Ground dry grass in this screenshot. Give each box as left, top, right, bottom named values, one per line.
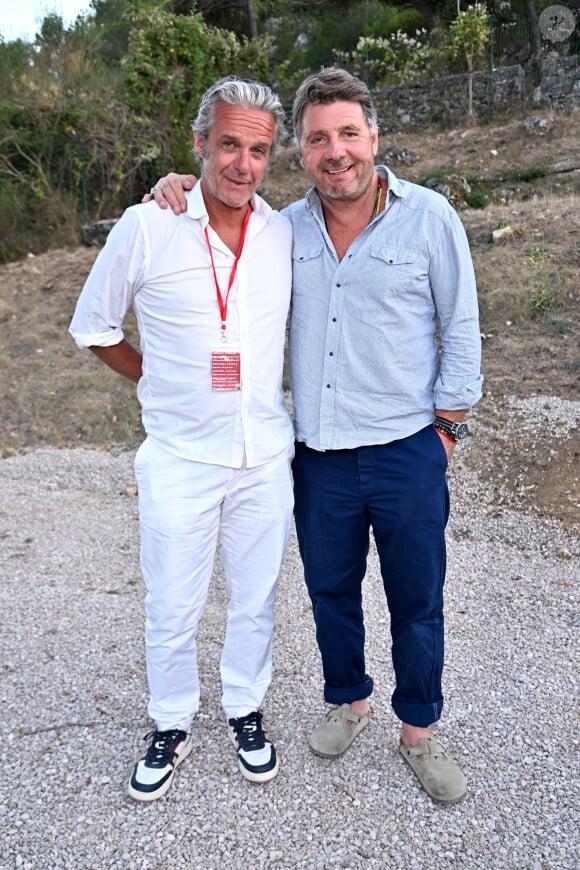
left=468, top=193, right=580, bottom=326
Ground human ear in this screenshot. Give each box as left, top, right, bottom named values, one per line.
left=193, top=133, right=204, bottom=160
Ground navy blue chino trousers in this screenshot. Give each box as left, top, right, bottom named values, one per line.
left=292, top=426, right=450, bottom=728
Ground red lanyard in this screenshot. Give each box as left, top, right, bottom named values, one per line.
left=204, top=205, right=251, bottom=334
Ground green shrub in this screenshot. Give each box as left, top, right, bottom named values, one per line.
left=123, top=9, right=270, bottom=171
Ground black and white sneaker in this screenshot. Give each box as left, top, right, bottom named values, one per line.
left=228, top=711, right=279, bottom=783
left=128, top=729, right=193, bottom=802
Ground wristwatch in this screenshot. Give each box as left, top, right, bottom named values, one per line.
left=433, top=416, right=469, bottom=442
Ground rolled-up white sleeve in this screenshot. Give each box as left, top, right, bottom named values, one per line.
left=69, top=209, right=145, bottom=349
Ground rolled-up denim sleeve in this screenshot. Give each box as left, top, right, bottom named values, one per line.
left=69, top=209, right=145, bottom=349
left=430, top=207, right=483, bottom=410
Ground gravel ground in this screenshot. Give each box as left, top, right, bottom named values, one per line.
left=0, top=400, right=578, bottom=870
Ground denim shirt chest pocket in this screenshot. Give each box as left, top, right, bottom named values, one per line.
left=292, top=243, right=324, bottom=295
left=369, top=245, right=418, bottom=296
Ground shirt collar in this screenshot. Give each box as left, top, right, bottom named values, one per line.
left=185, top=180, right=272, bottom=228
left=380, top=165, right=408, bottom=202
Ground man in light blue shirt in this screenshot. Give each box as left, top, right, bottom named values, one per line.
left=286, top=68, right=482, bottom=805
left=149, top=68, right=483, bottom=804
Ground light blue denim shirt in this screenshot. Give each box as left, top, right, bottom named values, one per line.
left=284, top=166, right=483, bottom=451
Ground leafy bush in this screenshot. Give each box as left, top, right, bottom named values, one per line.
left=0, top=25, right=119, bottom=253
left=269, top=1, right=417, bottom=98
left=123, top=8, right=271, bottom=174
left=334, top=30, right=443, bottom=87
left=0, top=8, right=271, bottom=260
left=333, top=2, right=490, bottom=88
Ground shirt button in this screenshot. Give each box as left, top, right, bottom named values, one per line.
left=326, top=384, right=331, bottom=388
left=332, top=317, right=337, bottom=322
left=336, top=283, right=341, bottom=287
left=329, top=352, right=334, bottom=356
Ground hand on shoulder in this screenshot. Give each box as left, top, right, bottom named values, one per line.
left=141, top=174, right=197, bottom=213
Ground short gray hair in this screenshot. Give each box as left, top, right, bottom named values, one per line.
left=292, top=67, right=378, bottom=143
left=191, top=76, right=287, bottom=159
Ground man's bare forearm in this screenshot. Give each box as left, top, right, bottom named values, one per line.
left=90, top=340, right=142, bottom=384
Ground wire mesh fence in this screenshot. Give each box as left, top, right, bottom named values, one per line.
left=491, top=13, right=580, bottom=67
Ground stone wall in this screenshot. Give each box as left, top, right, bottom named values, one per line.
left=532, top=52, right=580, bottom=110
left=373, top=53, right=580, bottom=132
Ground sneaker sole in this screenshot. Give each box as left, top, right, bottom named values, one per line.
left=228, top=725, right=279, bottom=783
left=127, top=736, right=193, bottom=802
left=237, top=753, right=279, bottom=783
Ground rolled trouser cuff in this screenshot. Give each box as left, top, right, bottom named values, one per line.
left=392, top=694, right=443, bottom=728
left=324, top=674, right=374, bottom=705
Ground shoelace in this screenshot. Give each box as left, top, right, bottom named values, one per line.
left=232, top=712, right=266, bottom=751
left=143, top=729, right=185, bottom=768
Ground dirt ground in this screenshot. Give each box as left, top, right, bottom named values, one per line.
left=0, top=111, right=578, bottom=530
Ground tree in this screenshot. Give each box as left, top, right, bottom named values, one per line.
left=182, top=0, right=264, bottom=38
left=246, top=0, right=258, bottom=38
left=0, top=16, right=128, bottom=254
left=0, top=3, right=272, bottom=259
left=525, top=0, right=541, bottom=56
left=446, top=2, right=490, bottom=122
left=406, top=0, right=448, bottom=31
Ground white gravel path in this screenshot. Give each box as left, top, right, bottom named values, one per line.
left=0, top=408, right=578, bottom=869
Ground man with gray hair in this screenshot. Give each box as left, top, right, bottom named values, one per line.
left=69, top=77, right=294, bottom=800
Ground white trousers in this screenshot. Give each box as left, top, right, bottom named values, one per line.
left=134, top=438, right=294, bottom=731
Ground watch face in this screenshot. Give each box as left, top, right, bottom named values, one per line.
left=456, top=423, right=468, bottom=440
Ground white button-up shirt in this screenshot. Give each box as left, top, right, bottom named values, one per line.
left=70, top=184, right=294, bottom=468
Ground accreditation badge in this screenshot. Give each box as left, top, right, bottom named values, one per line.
left=211, top=342, right=241, bottom=391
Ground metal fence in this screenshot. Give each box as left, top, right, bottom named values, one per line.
left=490, top=13, right=580, bottom=67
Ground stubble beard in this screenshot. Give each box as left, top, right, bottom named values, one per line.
left=317, top=160, right=376, bottom=204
